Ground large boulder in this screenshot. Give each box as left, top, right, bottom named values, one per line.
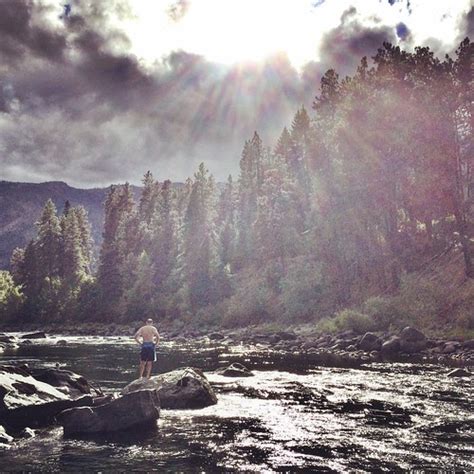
left=121, top=368, right=217, bottom=409
left=463, top=339, right=474, bottom=350
left=358, top=333, right=382, bottom=352
left=217, top=363, right=253, bottom=377
left=381, top=336, right=401, bottom=356
left=57, top=389, right=160, bottom=435
left=399, top=327, right=427, bottom=353
left=29, top=368, right=92, bottom=399
left=0, top=365, right=93, bottom=428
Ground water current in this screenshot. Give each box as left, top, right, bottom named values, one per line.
left=0, top=335, right=472, bottom=472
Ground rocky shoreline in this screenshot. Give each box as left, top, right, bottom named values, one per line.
left=1, top=323, right=473, bottom=368
left=0, top=322, right=474, bottom=367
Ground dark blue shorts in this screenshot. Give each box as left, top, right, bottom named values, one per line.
left=140, top=343, right=156, bottom=362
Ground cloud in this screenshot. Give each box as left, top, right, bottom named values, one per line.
left=0, top=0, right=470, bottom=187
left=0, top=0, right=66, bottom=63
left=464, top=6, right=474, bottom=39
left=167, top=0, right=190, bottom=22
left=319, top=7, right=397, bottom=75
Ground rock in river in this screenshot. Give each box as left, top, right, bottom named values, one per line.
left=122, top=367, right=217, bottom=409
left=447, top=368, right=471, bottom=378
left=57, top=389, right=160, bottom=435
left=358, top=333, right=381, bottom=352
left=0, top=425, right=13, bottom=444
left=0, top=366, right=92, bottom=428
left=381, top=336, right=401, bottom=356
left=399, top=327, right=427, bottom=353
left=20, top=332, right=46, bottom=340
left=217, top=363, right=254, bottom=377
left=29, top=368, right=92, bottom=398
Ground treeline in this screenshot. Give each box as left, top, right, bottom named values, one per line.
left=2, top=39, right=473, bottom=331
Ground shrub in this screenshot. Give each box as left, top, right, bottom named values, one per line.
left=332, top=309, right=376, bottom=334
left=362, top=296, right=405, bottom=331
left=222, top=268, right=274, bottom=327
left=279, top=257, right=332, bottom=323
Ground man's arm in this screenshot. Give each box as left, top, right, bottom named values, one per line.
left=135, top=328, right=142, bottom=344
left=154, top=327, right=160, bottom=345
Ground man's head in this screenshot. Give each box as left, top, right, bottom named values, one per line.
left=146, top=318, right=153, bottom=325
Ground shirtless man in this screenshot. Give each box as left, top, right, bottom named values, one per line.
left=135, top=318, right=160, bottom=379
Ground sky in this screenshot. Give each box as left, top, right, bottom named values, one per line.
left=0, top=0, right=472, bottom=187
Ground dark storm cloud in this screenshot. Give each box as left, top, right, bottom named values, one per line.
left=319, top=7, right=397, bottom=75
left=0, top=0, right=66, bottom=63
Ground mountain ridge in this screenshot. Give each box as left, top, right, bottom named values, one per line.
left=0, top=180, right=142, bottom=269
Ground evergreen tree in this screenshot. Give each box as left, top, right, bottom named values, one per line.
left=183, top=163, right=215, bottom=310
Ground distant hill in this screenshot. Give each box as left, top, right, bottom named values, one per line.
left=0, top=181, right=134, bottom=269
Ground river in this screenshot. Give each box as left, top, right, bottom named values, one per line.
left=0, top=335, right=472, bottom=472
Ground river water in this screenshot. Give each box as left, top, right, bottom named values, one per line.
left=0, top=335, right=472, bottom=472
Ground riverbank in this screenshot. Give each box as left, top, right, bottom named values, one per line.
left=1, top=322, right=473, bottom=368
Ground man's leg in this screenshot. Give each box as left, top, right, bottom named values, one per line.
left=139, top=360, right=146, bottom=378
left=145, top=361, right=153, bottom=379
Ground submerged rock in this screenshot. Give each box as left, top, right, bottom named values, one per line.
left=19, top=427, right=35, bottom=439
left=217, top=363, right=254, bottom=377
left=0, top=335, right=16, bottom=344
left=447, top=368, right=471, bottom=378
left=121, top=367, right=217, bottom=409
left=58, top=389, right=160, bottom=435
left=0, top=365, right=93, bottom=428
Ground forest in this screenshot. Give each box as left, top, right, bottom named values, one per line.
left=1, top=39, right=473, bottom=336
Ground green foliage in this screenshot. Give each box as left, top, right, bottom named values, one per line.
left=362, top=296, right=406, bottom=331
left=0, top=271, right=24, bottom=320
left=333, top=309, right=376, bottom=334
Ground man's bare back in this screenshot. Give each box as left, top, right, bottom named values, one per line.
left=135, top=324, right=159, bottom=343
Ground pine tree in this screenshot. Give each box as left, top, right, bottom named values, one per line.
left=183, top=163, right=215, bottom=310
left=36, top=199, right=62, bottom=283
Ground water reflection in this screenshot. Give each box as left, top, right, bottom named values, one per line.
left=0, top=336, right=472, bottom=472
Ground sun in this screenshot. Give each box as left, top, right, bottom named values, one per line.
left=122, top=0, right=320, bottom=69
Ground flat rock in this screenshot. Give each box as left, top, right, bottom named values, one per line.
left=29, top=368, right=92, bottom=399
left=217, top=363, right=254, bottom=377
left=121, top=367, right=217, bottom=409
left=58, top=389, right=160, bottom=435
